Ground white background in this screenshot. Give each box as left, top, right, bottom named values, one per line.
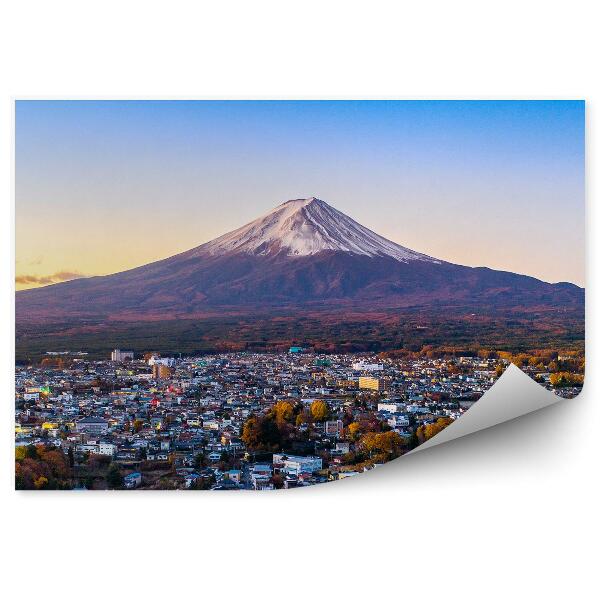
left=0, top=2, right=597, bottom=599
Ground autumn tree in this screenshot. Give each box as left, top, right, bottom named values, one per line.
left=528, top=356, right=544, bottom=368
left=512, top=353, right=530, bottom=368
left=34, top=475, right=49, bottom=489
left=549, top=372, right=584, bottom=387
left=41, top=449, right=71, bottom=479
left=241, top=415, right=282, bottom=451
left=446, top=362, right=461, bottom=375
left=271, top=474, right=285, bottom=490
left=376, top=431, right=405, bottom=455
left=310, top=400, right=330, bottom=422
left=346, top=422, right=361, bottom=441
left=423, top=417, right=453, bottom=441
left=295, top=412, right=307, bottom=427
left=272, top=401, right=294, bottom=424
left=358, top=431, right=405, bottom=460
left=15, top=444, right=72, bottom=490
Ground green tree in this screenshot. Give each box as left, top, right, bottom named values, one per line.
left=106, top=463, right=123, bottom=489
left=194, top=453, right=206, bottom=469
left=26, top=444, right=39, bottom=459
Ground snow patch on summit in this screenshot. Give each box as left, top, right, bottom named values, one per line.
left=193, top=197, right=440, bottom=263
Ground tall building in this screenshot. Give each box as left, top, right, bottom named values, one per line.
left=358, top=376, right=389, bottom=392
left=111, top=349, right=134, bottom=362
left=153, top=363, right=173, bottom=380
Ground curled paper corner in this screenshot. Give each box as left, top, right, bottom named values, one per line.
left=408, top=364, right=564, bottom=454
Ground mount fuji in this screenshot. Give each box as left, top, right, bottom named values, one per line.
left=16, top=197, right=583, bottom=355
left=196, top=197, right=438, bottom=262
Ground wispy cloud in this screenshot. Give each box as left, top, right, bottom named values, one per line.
left=15, top=271, right=87, bottom=286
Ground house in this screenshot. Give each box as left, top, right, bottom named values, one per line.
left=333, top=442, right=350, bottom=455
left=75, top=416, right=109, bottom=434
left=77, top=441, right=116, bottom=456
left=76, top=443, right=99, bottom=454
left=116, top=447, right=140, bottom=461
left=223, top=469, right=241, bottom=484
left=387, top=414, right=410, bottom=428
left=250, top=464, right=273, bottom=490
left=324, top=420, right=344, bottom=437
left=272, top=454, right=322, bottom=476
left=377, top=402, right=406, bottom=413
left=147, top=451, right=169, bottom=461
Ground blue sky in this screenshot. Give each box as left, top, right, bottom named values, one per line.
left=16, top=100, right=585, bottom=288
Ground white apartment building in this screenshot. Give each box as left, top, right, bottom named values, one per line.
left=111, top=349, right=134, bottom=362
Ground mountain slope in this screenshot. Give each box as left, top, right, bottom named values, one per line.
left=16, top=197, right=584, bottom=326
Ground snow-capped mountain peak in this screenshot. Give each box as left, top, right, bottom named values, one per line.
left=194, top=197, right=439, bottom=263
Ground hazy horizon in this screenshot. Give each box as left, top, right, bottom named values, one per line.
left=16, top=100, right=585, bottom=289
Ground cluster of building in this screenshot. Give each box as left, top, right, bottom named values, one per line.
left=15, top=348, right=576, bottom=490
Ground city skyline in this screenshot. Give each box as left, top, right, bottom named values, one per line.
left=16, top=100, right=585, bottom=290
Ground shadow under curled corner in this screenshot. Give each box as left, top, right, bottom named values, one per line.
left=408, top=364, right=565, bottom=455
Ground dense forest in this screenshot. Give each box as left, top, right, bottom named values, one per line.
left=15, top=304, right=584, bottom=363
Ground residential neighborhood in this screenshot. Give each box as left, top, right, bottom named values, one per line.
left=15, top=348, right=581, bottom=490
